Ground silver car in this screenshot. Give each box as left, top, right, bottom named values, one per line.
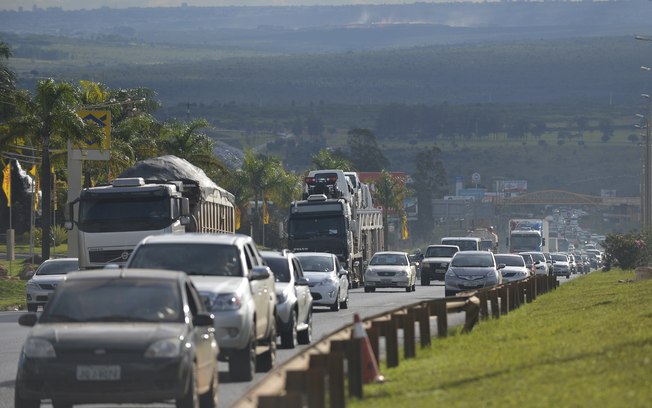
left=261, top=250, right=313, bottom=349
left=295, top=252, right=349, bottom=312
left=551, top=252, right=571, bottom=279
left=494, top=254, right=530, bottom=283
left=25, top=258, right=79, bottom=312
left=444, top=251, right=503, bottom=297
left=364, top=251, right=417, bottom=292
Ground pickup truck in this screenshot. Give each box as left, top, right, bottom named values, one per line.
left=419, top=244, right=459, bottom=285
left=126, top=233, right=277, bottom=382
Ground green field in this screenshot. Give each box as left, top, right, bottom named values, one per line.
left=350, top=270, right=652, bottom=408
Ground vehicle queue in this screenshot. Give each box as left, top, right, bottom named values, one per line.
left=15, top=229, right=603, bottom=408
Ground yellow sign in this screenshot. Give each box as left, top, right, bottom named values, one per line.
left=76, top=110, right=111, bottom=150
left=2, top=162, right=10, bottom=207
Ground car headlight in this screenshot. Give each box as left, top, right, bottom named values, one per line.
left=399, top=269, right=408, bottom=277
left=26, top=281, right=39, bottom=290
left=203, top=292, right=242, bottom=311
left=317, top=277, right=336, bottom=287
left=145, top=337, right=182, bottom=358
left=23, top=338, right=56, bottom=358
left=365, top=268, right=376, bottom=276
left=445, top=269, right=455, bottom=278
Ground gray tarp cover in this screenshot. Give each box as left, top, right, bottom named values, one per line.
left=118, top=155, right=234, bottom=203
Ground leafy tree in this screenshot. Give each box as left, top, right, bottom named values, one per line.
left=6, top=79, right=103, bottom=259
left=372, top=170, right=409, bottom=249
left=0, top=41, right=17, bottom=149
left=311, top=149, right=353, bottom=171
left=347, top=128, right=389, bottom=171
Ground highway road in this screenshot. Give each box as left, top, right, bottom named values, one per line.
left=0, top=275, right=579, bottom=408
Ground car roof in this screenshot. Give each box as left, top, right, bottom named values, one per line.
left=427, top=245, right=459, bottom=249
left=66, top=268, right=186, bottom=282
left=294, top=252, right=335, bottom=257
left=139, top=233, right=253, bottom=246
left=373, top=251, right=407, bottom=256
left=41, top=257, right=78, bottom=263
left=495, top=253, right=523, bottom=258
left=260, top=250, right=292, bottom=260
left=453, top=250, right=493, bottom=256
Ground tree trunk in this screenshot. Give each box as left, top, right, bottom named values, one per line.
left=40, top=134, right=51, bottom=260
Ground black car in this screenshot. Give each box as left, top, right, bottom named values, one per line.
left=15, top=269, right=219, bottom=408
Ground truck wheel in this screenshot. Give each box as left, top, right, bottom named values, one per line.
left=14, top=387, right=39, bottom=408
left=421, top=275, right=430, bottom=286
left=257, top=324, right=276, bottom=372
left=297, top=310, right=312, bottom=345
left=280, top=310, right=297, bottom=349
left=230, top=335, right=256, bottom=382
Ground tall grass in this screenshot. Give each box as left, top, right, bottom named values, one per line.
left=351, top=270, right=652, bottom=408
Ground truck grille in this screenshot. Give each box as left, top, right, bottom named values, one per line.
left=88, top=249, right=133, bottom=264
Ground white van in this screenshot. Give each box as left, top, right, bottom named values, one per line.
left=441, top=236, right=481, bottom=251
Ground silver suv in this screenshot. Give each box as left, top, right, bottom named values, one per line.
left=127, top=233, right=277, bottom=382
left=25, top=258, right=79, bottom=312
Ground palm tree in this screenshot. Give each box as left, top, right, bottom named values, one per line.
left=239, top=149, right=287, bottom=244
left=160, top=119, right=228, bottom=175
left=372, top=170, right=409, bottom=249
left=7, top=79, right=101, bottom=259
left=311, top=148, right=353, bottom=171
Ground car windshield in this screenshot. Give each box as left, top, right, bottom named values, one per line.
left=296, top=255, right=334, bottom=272
left=425, top=247, right=458, bottom=257
left=35, top=260, right=79, bottom=276
left=451, top=254, right=494, bottom=268
left=129, top=243, right=242, bottom=276
left=370, top=254, right=408, bottom=266
left=526, top=252, right=546, bottom=262
left=552, top=254, right=568, bottom=262
left=41, top=278, right=183, bottom=323
left=263, top=257, right=291, bottom=282
left=494, top=255, right=525, bottom=267
left=442, top=239, right=478, bottom=251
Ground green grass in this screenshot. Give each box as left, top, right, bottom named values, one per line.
left=0, top=278, right=26, bottom=310
left=350, top=270, right=652, bottom=408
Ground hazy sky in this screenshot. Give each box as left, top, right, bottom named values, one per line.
left=3, top=0, right=465, bottom=11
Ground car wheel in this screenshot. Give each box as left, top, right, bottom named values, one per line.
left=421, top=275, right=430, bottom=286
left=364, top=286, right=372, bottom=293
left=297, top=310, right=312, bottom=345
left=566, top=274, right=570, bottom=279
left=280, top=310, right=297, bottom=349
left=330, top=291, right=340, bottom=311
left=340, top=296, right=348, bottom=309
left=176, top=363, right=199, bottom=408
left=405, top=286, right=411, bottom=292
left=27, top=304, right=37, bottom=312
left=257, top=324, right=276, bottom=372
left=230, top=334, right=256, bottom=382
left=199, top=365, right=218, bottom=408
left=412, top=283, right=416, bottom=291
left=15, top=388, right=40, bottom=408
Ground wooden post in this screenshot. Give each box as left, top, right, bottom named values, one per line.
left=490, top=289, right=500, bottom=319
left=402, top=311, right=416, bottom=359
left=385, top=317, right=400, bottom=368
left=432, top=300, right=448, bottom=338
left=477, top=290, right=489, bottom=320
left=500, top=285, right=510, bottom=315
left=416, top=305, right=431, bottom=348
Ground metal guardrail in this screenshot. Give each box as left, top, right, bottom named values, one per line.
left=232, top=274, right=558, bottom=408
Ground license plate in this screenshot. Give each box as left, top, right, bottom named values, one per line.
left=76, top=365, right=121, bottom=381
left=381, top=279, right=392, bottom=283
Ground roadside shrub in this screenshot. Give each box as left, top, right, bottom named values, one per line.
left=602, top=232, right=648, bottom=270
left=52, top=225, right=68, bottom=245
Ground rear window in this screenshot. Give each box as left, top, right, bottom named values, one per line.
left=425, top=247, right=458, bottom=258
left=296, top=255, right=335, bottom=272
left=494, top=255, right=525, bottom=267
left=263, top=257, right=291, bottom=282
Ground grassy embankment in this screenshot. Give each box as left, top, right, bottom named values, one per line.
left=350, top=270, right=652, bottom=408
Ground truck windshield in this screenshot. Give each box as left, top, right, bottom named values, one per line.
left=289, top=216, right=345, bottom=239
left=128, top=243, right=243, bottom=277
left=425, top=247, right=458, bottom=258
left=510, top=235, right=541, bottom=250
left=79, top=197, right=171, bottom=232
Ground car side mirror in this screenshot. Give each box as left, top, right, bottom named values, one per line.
left=497, top=264, right=506, bottom=270
left=250, top=265, right=271, bottom=281
left=18, top=313, right=38, bottom=327
left=339, top=269, right=348, bottom=277
left=296, top=277, right=309, bottom=286
left=193, top=312, right=214, bottom=327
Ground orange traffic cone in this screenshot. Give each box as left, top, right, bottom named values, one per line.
left=351, top=313, right=385, bottom=384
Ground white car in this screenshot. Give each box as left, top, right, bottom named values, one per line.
left=261, top=250, right=313, bottom=349
left=25, top=258, right=79, bottom=312
left=519, top=251, right=549, bottom=276
left=126, top=233, right=277, bottom=382
left=295, top=252, right=349, bottom=311
left=494, top=254, right=530, bottom=283
left=364, top=251, right=417, bottom=292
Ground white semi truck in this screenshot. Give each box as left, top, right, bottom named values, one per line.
left=507, top=218, right=550, bottom=253
left=65, top=155, right=235, bottom=269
